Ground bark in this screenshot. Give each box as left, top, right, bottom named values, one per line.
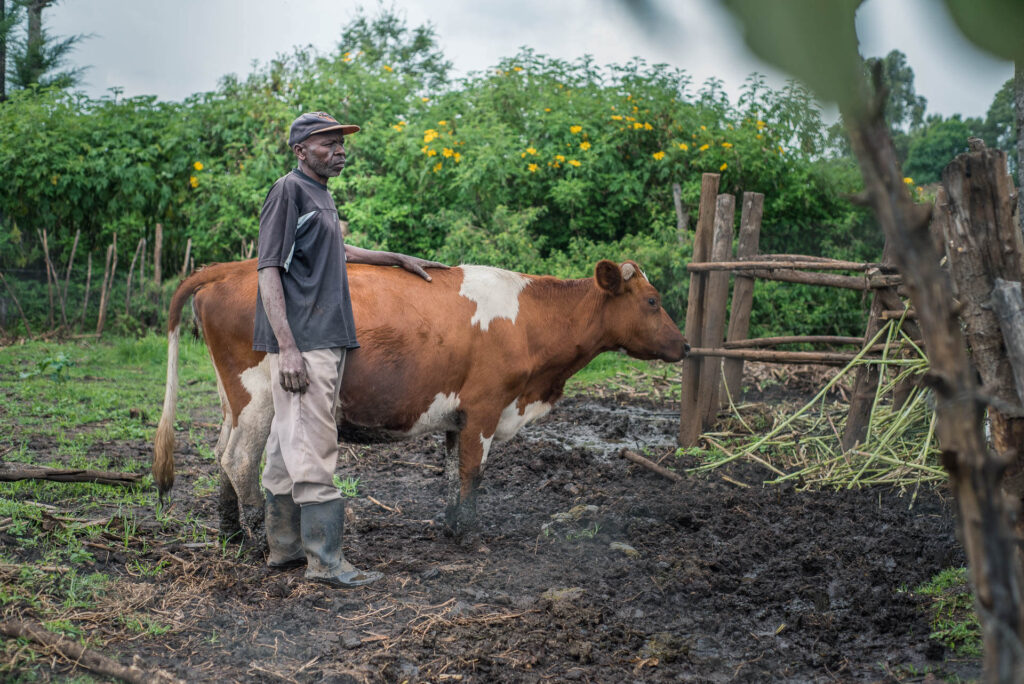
left=689, top=347, right=869, bottom=365
left=697, top=194, right=736, bottom=427
left=737, top=268, right=900, bottom=291
left=1015, top=59, right=1023, bottom=234
left=721, top=192, right=763, bottom=406
left=153, top=223, right=162, bottom=286
left=843, top=90, right=1024, bottom=682
left=688, top=259, right=893, bottom=272
left=620, top=448, right=683, bottom=483
left=939, top=145, right=1024, bottom=492
left=992, top=279, right=1024, bottom=405
left=672, top=182, right=689, bottom=243
left=1, top=0, right=7, bottom=103
left=724, top=335, right=864, bottom=349
left=678, top=173, right=720, bottom=446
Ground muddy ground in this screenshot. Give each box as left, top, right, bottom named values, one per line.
left=4, top=378, right=974, bottom=682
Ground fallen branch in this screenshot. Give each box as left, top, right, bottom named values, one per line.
left=0, top=619, right=184, bottom=684
left=0, top=465, right=142, bottom=487
left=620, top=448, right=683, bottom=482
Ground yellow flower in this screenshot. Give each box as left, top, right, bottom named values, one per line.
left=700, top=125, right=707, bottom=131
left=652, top=151, right=666, bottom=160
left=778, top=146, right=785, bottom=154
left=580, top=141, right=591, bottom=151
left=719, top=163, right=728, bottom=171
left=427, top=148, right=437, bottom=156
left=526, top=147, right=537, bottom=155
left=727, top=124, right=734, bottom=130
left=433, top=161, right=442, bottom=172
left=677, top=142, right=689, bottom=151
left=514, top=66, right=523, bottom=72
left=421, top=145, right=430, bottom=154
left=756, top=120, right=766, bottom=130
left=527, top=163, right=538, bottom=172
left=643, top=122, right=653, bottom=131
left=383, top=65, right=393, bottom=72
left=454, top=152, right=462, bottom=163
left=51, top=175, right=58, bottom=185
left=568, top=159, right=581, bottom=167
left=189, top=176, right=199, bottom=188
left=437, top=120, right=447, bottom=126
left=692, top=133, right=697, bottom=139
left=423, top=129, right=439, bottom=143
left=903, top=176, right=914, bottom=185
left=544, top=107, right=552, bottom=112
left=611, top=114, right=623, bottom=121
left=756, top=133, right=762, bottom=140
left=570, top=125, right=582, bottom=134
left=555, top=154, right=565, bottom=162
left=393, top=124, right=405, bottom=132
left=442, top=147, right=454, bottom=158
left=633, top=122, right=643, bottom=130
left=721, top=142, right=732, bottom=148
left=193, top=161, right=204, bottom=171
left=916, top=186, right=924, bottom=193
left=625, top=116, right=636, bottom=122
left=698, top=144, right=710, bottom=152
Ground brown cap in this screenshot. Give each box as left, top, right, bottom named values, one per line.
left=288, top=112, right=360, bottom=146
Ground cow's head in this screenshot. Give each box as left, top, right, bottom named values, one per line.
left=594, top=259, right=688, bottom=362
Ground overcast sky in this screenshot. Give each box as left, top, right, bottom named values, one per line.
left=47, top=0, right=1012, bottom=120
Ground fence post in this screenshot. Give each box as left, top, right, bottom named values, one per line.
left=153, top=223, right=163, bottom=286
left=721, top=192, right=763, bottom=407
left=697, top=194, right=736, bottom=428
left=678, top=173, right=720, bottom=446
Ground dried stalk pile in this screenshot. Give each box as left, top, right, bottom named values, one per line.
left=691, top=316, right=942, bottom=495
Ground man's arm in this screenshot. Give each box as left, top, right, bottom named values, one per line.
left=258, top=267, right=309, bottom=393
left=344, top=244, right=448, bottom=282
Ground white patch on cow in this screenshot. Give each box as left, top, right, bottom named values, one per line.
left=479, top=433, right=494, bottom=467
left=220, top=356, right=274, bottom=505
left=493, top=398, right=553, bottom=444
left=403, top=392, right=462, bottom=437
left=458, top=265, right=530, bottom=331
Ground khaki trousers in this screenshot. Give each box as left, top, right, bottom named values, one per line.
left=262, top=347, right=346, bottom=505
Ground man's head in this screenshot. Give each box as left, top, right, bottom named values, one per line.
left=288, top=112, right=359, bottom=183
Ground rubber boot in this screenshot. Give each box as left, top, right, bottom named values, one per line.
left=300, top=499, right=383, bottom=588
left=265, top=491, right=305, bottom=569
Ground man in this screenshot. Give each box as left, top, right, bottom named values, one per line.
left=254, top=112, right=445, bottom=588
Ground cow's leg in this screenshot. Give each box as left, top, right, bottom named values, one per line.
left=218, top=464, right=241, bottom=541
left=443, top=422, right=495, bottom=540
left=219, top=360, right=275, bottom=547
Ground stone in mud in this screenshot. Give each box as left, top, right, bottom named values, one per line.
left=609, top=541, right=640, bottom=558
left=541, top=586, right=585, bottom=602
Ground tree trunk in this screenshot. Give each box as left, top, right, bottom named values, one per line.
left=1, top=0, right=7, bottom=103
left=1015, top=59, right=1024, bottom=234
left=844, top=94, right=1024, bottom=683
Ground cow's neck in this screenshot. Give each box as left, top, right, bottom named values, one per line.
left=519, top=277, right=615, bottom=401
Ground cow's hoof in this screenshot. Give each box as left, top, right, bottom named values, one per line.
left=240, top=504, right=268, bottom=553
left=443, top=504, right=477, bottom=544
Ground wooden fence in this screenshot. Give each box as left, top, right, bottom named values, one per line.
left=677, top=172, right=917, bottom=448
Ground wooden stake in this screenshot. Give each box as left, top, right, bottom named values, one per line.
left=61, top=228, right=80, bottom=324
left=138, top=236, right=147, bottom=284
left=0, top=271, right=31, bottom=337
left=124, top=238, right=144, bottom=316
left=722, top=192, right=763, bottom=406
left=672, top=182, right=689, bottom=243
left=992, top=279, right=1024, bottom=405
left=37, top=228, right=56, bottom=327
left=181, top=238, right=192, bottom=278
left=79, top=252, right=92, bottom=329
left=697, top=193, right=736, bottom=429
left=153, top=223, right=163, bottom=286
left=95, top=234, right=116, bottom=337
left=678, top=173, right=720, bottom=446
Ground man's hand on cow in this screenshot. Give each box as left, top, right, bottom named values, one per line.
left=396, top=255, right=449, bottom=282
left=278, top=347, right=309, bottom=393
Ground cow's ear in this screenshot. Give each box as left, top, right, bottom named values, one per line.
left=594, top=260, right=623, bottom=295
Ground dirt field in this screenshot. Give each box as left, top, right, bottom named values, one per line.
left=2, top=371, right=976, bottom=682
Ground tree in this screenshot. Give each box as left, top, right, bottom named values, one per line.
left=5, top=0, right=84, bottom=94
left=902, top=114, right=974, bottom=184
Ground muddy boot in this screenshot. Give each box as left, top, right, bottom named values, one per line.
left=300, top=499, right=382, bottom=588
left=265, top=491, right=305, bottom=569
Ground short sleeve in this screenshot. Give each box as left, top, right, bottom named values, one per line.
left=256, top=180, right=298, bottom=270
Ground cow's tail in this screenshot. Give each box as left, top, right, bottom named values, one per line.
left=152, top=271, right=207, bottom=500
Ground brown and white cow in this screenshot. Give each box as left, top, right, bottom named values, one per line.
left=153, top=258, right=687, bottom=540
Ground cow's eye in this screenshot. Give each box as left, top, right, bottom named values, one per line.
left=647, top=297, right=657, bottom=307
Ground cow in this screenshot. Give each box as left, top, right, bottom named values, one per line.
left=152, top=258, right=687, bottom=542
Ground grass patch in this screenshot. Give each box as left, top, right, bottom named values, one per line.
left=566, top=352, right=679, bottom=401
left=916, top=567, right=982, bottom=658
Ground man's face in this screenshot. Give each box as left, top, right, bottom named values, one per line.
left=296, top=131, right=346, bottom=180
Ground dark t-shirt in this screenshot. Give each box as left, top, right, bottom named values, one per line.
left=253, top=169, right=359, bottom=353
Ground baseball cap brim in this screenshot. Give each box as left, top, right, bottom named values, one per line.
left=308, top=123, right=361, bottom=137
